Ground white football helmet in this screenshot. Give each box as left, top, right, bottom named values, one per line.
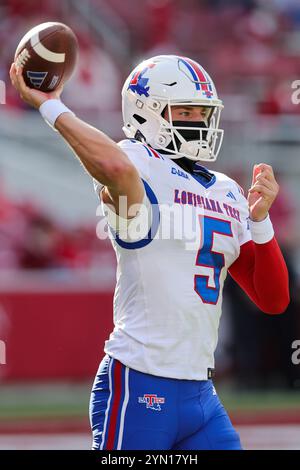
left=122, top=55, right=224, bottom=162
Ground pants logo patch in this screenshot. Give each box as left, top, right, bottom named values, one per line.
left=138, top=394, right=165, bottom=411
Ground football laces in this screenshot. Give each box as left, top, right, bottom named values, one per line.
left=15, top=48, right=31, bottom=67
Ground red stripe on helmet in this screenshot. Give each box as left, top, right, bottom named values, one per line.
left=184, top=58, right=210, bottom=92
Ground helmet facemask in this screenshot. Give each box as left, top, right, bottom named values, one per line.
left=123, top=99, right=224, bottom=162
left=155, top=102, right=223, bottom=162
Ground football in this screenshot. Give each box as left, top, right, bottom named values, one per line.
left=14, top=22, right=78, bottom=92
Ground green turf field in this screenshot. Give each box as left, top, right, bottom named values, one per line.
left=0, top=382, right=299, bottom=422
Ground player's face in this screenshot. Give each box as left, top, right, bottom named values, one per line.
left=164, top=105, right=212, bottom=123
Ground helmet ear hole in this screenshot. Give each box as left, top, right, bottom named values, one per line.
left=133, top=114, right=147, bottom=125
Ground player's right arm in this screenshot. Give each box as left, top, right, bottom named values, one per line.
left=54, top=113, right=144, bottom=215
left=9, top=63, right=144, bottom=216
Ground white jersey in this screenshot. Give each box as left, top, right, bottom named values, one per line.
left=94, top=139, right=251, bottom=380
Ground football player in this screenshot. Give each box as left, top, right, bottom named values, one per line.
left=10, top=55, right=289, bottom=450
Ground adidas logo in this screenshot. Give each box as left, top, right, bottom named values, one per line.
left=26, top=71, right=48, bottom=88
left=226, top=191, right=236, bottom=201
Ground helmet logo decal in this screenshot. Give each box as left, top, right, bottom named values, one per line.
left=128, top=63, right=156, bottom=97
left=178, top=57, right=213, bottom=99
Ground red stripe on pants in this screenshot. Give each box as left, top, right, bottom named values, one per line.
left=106, top=360, right=123, bottom=449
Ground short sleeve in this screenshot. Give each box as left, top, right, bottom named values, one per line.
left=235, top=183, right=252, bottom=246
left=117, top=139, right=150, bottom=181
left=92, top=139, right=157, bottom=243
left=93, top=178, right=104, bottom=199
left=101, top=190, right=153, bottom=243
left=93, top=139, right=150, bottom=200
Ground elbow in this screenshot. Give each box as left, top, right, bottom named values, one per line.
left=102, top=160, right=131, bottom=179
left=97, top=158, right=135, bottom=186
left=260, top=293, right=290, bottom=315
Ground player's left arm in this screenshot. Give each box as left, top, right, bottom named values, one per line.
left=228, top=163, right=290, bottom=314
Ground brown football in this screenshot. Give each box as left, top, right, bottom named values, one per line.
left=14, top=22, right=78, bottom=92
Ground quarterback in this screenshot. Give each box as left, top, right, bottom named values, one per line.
left=10, top=55, right=289, bottom=450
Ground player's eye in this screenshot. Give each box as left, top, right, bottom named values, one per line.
left=201, top=108, right=211, bottom=118
left=179, top=111, right=191, bottom=117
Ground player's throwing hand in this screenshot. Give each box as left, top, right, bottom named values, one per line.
left=9, top=63, right=63, bottom=109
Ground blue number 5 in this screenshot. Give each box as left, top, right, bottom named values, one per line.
left=194, top=216, right=233, bottom=305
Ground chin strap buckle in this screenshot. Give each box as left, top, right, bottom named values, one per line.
left=134, top=129, right=147, bottom=143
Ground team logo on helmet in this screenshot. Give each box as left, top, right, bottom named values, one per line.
left=128, top=63, right=156, bottom=97
left=178, top=57, right=213, bottom=99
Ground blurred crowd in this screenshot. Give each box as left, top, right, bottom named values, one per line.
left=107, top=0, right=300, bottom=115
left=1, top=0, right=300, bottom=116
left=0, top=0, right=121, bottom=114
left=0, top=181, right=112, bottom=270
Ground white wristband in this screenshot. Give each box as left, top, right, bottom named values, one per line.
left=249, top=214, right=274, bottom=244
left=39, top=99, right=74, bottom=130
